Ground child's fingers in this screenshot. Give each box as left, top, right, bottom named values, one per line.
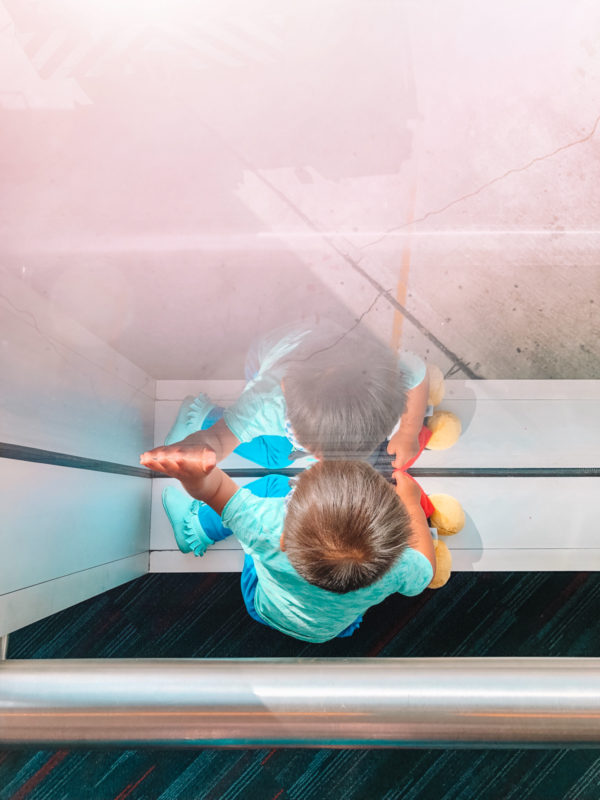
left=140, top=444, right=216, bottom=479
left=140, top=445, right=167, bottom=459
left=140, top=446, right=183, bottom=475
left=140, top=453, right=171, bottom=474
left=140, top=446, right=181, bottom=473
left=393, top=469, right=423, bottom=505
left=392, top=469, right=412, bottom=489
left=140, top=450, right=161, bottom=468
left=393, top=469, right=417, bottom=485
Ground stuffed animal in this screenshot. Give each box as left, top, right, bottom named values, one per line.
left=393, top=363, right=463, bottom=588
left=425, top=364, right=462, bottom=450
left=426, top=410, right=462, bottom=450
left=423, top=365, right=465, bottom=587
left=428, top=493, right=465, bottom=536
left=429, top=539, right=453, bottom=589
left=427, top=494, right=466, bottom=588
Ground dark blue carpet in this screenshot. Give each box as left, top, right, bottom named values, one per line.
left=1, top=572, right=600, bottom=799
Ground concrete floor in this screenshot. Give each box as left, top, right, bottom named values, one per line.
left=1, top=0, right=599, bottom=379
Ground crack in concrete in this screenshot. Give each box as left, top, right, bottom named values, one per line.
left=198, top=119, right=483, bottom=378
left=283, top=287, right=392, bottom=366
left=217, top=152, right=482, bottom=377
left=323, top=240, right=483, bottom=379
left=360, top=111, right=600, bottom=251
left=445, top=361, right=474, bottom=379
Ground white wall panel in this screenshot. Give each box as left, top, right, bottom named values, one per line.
left=418, top=476, right=600, bottom=571
left=0, top=554, right=148, bottom=637
left=0, top=460, right=151, bottom=596
left=0, top=269, right=155, bottom=466
left=419, top=380, right=600, bottom=469
left=149, top=550, right=244, bottom=574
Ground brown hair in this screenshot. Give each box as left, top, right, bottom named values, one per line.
left=283, top=460, right=411, bottom=593
left=282, top=329, right=407, bottom=459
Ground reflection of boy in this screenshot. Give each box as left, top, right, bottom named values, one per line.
left=144, top=453, right=435, bottom=643
left=154, top=322, right=430, bottom=469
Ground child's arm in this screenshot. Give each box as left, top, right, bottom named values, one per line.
left=181, top=418, right=241, bottom=463
left=140, top=443, right=239, bottom=514
left=143, top=417, right=242, bottom=468
left=387, top=372, right=430, bottom=469
left=393, top=471, right=436, bottom=570
left=151, top=368, right=285, bottom=464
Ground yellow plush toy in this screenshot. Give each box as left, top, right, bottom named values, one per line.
left=414, top=364, right=465, bottom=588
left=429, top=540, right=453, bottom=589
left=426, top=410, right=462, bottom=450
left=424, top=364, right=462, bottom=450
left=428, top=493, right=466, bottom=536
left=427, top=494, right=466, bottom=589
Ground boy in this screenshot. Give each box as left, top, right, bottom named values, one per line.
left=140, top=445, right=435, bottom=643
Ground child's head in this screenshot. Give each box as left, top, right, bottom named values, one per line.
left=282, top=460, right=411, bottom=593
left=282, top=329, right=406, bottom=459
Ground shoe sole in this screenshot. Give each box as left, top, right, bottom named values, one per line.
left=161, top=487, right=192, bottom=553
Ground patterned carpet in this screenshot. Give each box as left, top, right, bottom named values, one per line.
left=1, top=571, right=600, bottom=799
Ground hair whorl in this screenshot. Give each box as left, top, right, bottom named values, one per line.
left=283, top=460, right=411, bottom=593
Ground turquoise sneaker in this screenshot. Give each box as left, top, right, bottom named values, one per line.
left=162, top=486, right=215, bottom=556
left=164, top=393, right=215, bottom=445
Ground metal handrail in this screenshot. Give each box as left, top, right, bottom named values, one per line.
left=1, top=658, right=599, bottom=747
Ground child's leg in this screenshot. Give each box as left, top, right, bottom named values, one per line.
left=196, top=474, right=291, bottom=544
left=240, top=554, right=275, bottom=627
left=166, top=392, right=294, bottom=469
left=164, top=395, right=223, bottom=446
left=195, top=502, right=233, bottom=543
left=336, top=616, right=363, bottom=638
left=163, top=473, right=292, bottom=558
left=234, top=436, right=294, bottom=470
left=243, top=474, right=292, bottom=498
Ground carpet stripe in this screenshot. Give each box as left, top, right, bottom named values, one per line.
left=9, top=751, right=68, bottom=800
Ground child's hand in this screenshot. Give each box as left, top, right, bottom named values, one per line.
left=392, top=469, right=422, bottom=506
left=387, top=431, right=421, bottom=469
left=140, top=443, right=218, bottom=503
left=140, top=443, right=216, bottom=478
left=141, top=444, right=237, bottom=512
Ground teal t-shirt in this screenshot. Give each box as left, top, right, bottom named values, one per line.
left=223, top=325, right=427, bottom=445
left=222, top=488, right=434, bottom=643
